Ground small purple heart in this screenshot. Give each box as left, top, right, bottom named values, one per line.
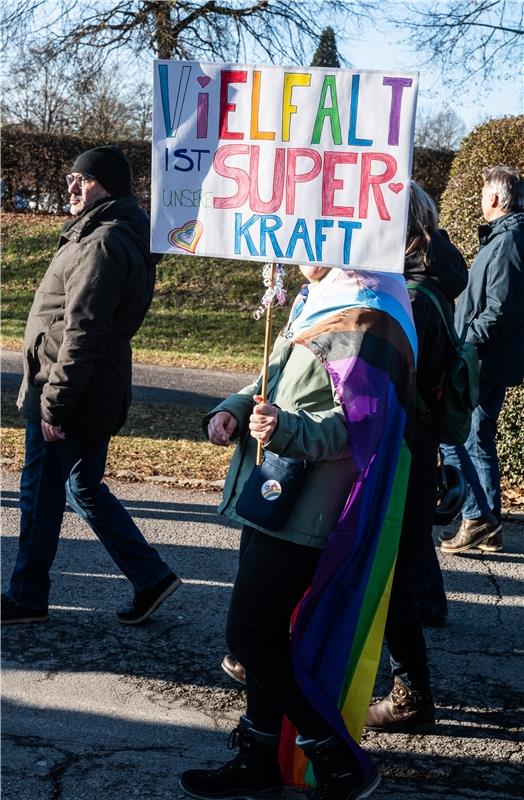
left=198, top=75, right=211, bottom=88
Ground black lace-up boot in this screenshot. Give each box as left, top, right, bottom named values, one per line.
left=179, top=716, right=283, bottom=800
left=297, top=734, right=380, bottom=800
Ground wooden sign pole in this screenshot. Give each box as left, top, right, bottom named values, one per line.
left=256, top=263, right=276, bottom=465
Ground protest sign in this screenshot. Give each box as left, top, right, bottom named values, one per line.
left=151, top=61, right=418, bottom=272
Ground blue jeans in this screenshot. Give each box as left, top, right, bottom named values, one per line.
left=7, top=422, right=174, bottom=610
left=442, top=382, right=506, bottom=520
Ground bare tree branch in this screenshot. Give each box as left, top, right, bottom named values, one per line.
left=1, top=0, right=374, bottom=65
left=391, top=0, right=523, bottom=85
left=415, top=108, right=466, bottom=150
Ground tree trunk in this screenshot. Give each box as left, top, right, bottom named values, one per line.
left=151, top=1, right=175, bottom=59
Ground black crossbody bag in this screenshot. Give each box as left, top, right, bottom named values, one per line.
left=236, top=450, right=310, bottom=531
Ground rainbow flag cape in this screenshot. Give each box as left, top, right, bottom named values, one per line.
left=279, top=269, right=417, bottom=785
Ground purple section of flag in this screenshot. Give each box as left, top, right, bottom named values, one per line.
left=291, top=354, right=408, bottom=777
left=328, top=355, right=390, bottom=472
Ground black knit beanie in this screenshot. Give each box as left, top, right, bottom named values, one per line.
left=70, top=145, right=132, bottom=198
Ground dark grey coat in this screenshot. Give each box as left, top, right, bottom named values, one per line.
left=18, top=196, right=158, bottom=437
left=455, top=212, right=524, bottom=387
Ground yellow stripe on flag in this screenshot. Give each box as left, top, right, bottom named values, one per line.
left=340, top=561, right=396, bottom=742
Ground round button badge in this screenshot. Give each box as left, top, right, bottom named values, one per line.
left=261, top=480, right=282, bottom=501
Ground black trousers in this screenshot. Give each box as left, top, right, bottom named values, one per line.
left=226, top=526, right=334, bottom=740
left=385, top=421, right=444, bottom=690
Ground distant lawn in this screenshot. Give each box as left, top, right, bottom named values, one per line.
left=2, top=219, right=523, bottom=508
left=1, top=213, right=303, bottom=371
left=0, top=212, right=299, bottom=487
left=1, top=386, right=232, bottom=485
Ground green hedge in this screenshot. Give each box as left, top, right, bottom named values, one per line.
left=498, top=386, right=524, bottom=488
left=1, top=130, right=152, bottom=212
left=1, top=129, right=454, bottom=213
left=440, top=115, right=524, bottom=263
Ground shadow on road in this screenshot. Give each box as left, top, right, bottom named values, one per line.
left=3, top=694, right=523, bottom=800
left=1, top=490, right=231, bottom=526
left=2, top=487, right=523, bottom=800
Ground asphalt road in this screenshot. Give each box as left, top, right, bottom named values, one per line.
left=1, top=348, right=523, bottom=799
left=1, top=350, right=256, bottom=410
left=1, top=468, right=523, bottom=800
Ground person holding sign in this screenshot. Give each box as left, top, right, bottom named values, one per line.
left=179, top=266, right=417, bottom=800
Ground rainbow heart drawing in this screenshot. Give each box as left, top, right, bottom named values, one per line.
left=168, top=220, right=203, bottom=253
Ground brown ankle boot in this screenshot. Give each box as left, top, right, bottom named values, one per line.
left=439, top=513, right=501, bottom=553
left=365, top=677, right=435, bottom=732
left=221, top=654, right=247, bottom=685
left=478, top=530, right=503, bottom=552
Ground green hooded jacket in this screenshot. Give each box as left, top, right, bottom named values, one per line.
left=205, top=333, right=354, bottom=548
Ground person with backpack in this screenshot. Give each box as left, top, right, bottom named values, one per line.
left=365, top=182, right=469, bottom=732
left=440, top=166, right=524, bottom=555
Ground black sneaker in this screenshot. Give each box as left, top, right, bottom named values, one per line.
left=1, top=593, right=48, bottom=624
left=116, top=574, right=182, bottom=625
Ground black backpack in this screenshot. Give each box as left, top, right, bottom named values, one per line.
left=407, top=282, right=480, bottom=445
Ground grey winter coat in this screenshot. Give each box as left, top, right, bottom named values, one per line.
left=17, top=196, right=158, bottom=437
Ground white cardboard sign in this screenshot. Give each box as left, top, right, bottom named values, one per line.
left=151, top=61, right=418, bottom=271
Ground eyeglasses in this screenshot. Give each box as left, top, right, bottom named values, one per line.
left=65, top=173, right=93, bottom=188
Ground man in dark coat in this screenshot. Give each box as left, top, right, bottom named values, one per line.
left=2, top=146, right=181, bottom=625
left=441, top=166, right=524, bottom=554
